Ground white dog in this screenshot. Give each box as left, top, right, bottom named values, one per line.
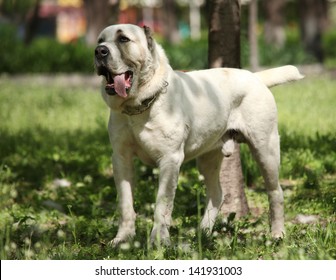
left=94, top=24, right=303, bottom=245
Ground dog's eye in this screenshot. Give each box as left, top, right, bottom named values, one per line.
left=118, top=35, right=130, bottom=43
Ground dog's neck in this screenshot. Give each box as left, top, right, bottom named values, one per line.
left=122, top=90, right=160, bottom=116
left=121, top=43, right=170, bottom=116
left=122, top=80, right=168, bottom=116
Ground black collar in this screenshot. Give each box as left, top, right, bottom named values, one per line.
left=122, top=81, right=168, bottom=116
left=122, top=92, right=160, bottom=116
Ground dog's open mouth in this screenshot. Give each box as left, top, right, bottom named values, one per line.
left=99, top=68, right=133, bottom=98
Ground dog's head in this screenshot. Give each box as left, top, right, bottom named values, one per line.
left=94, top=24, right=159, bottom=99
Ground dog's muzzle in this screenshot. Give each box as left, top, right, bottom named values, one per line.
left=94, top=45, right=133, bottom=98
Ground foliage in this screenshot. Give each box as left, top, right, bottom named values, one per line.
left=3, top=24, right=336, bottom=74
left=160, top=35, right=208, bottom=70
left=257, top=28, right=317, bottom=66
left=0, top=75, right=335, bottom=260
left=159, top=27, right=319, bottom=70
left=323, top=29, right=336, bottom=68
left=0, top=0, right=37, bottom=18
left=0, top=25, right=94, bottom=74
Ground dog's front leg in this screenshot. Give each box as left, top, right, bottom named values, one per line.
left=151, top=152, right=184, bottom=245
left=111, top=153, right=136, bottom=246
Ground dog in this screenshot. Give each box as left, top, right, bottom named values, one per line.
left=94, top=24, right=304, bottom=246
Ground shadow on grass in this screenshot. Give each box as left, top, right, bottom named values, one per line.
left=242, top=129, right=336, bottom=178
left=2, top=125, right=335, bottom=217
left=240, top=128, right=336, bottom=215
left=1, top=124, right=335, bottom=259
left=0, top=126, right=115, bottom=215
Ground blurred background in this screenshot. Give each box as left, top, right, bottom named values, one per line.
left=0, top=0, right=335, bottom=73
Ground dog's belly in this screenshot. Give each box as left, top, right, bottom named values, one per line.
left=134, top=134, right=224, bottom=166
left=183, top=128, right=225, bottom=161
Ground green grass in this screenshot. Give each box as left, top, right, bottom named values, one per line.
left=0, top=75, right=335, bottom=260
left=274, top=77, right=336, bottom=136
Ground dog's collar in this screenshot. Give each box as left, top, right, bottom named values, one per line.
left=122, top=93, right=159, bottom=116
left=122, top=81, right=168, bottom=116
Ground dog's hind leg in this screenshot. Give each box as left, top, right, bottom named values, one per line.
left=247, top=126, right=285, bottom=238
left=197, top=149, right=224, bottom=233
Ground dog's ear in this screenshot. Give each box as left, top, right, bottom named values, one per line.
left=143, top=26, right=155, bottom=52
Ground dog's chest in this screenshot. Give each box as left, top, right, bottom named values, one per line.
left=127, top=115, right=187, bottom=161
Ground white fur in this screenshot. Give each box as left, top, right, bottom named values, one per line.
left=94, top=24, right=304, bottom=245
left=255, top=65, right=304, bottom=88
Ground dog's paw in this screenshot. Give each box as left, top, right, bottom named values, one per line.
left=150, top=225, right=171, bottom=246
left=109, top=237, right=125, bottom=247
left=109, top=231, right=135, bottom=248
left=109, top=236, right=135, bottom=248
left=271, top=230, right=285, bottom=240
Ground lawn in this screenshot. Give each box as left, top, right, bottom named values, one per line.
left=0, top=74, right=335, bottom=260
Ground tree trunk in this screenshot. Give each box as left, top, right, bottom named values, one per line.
left=249, top=0, right=259, bottom=71
left=24, top=0, right=41, bottom=44
left=298, top=0, right=328, bottom=63
left=263, top=0, right=286, bottom=48
left=220, top=142, right=249, bottom=217
left=189, top=0, right=202, bottom=40
left=83, top=0, right=119, bottom=46
left=208, top=0, right=249, bottom=219
left=208, top=0, right=240, bottom=68
left=162, top=0, right=180, bottom=44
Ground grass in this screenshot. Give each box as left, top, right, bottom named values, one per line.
left=274, top=77, right=336, bottom=136
left=0, top=75, right=335, bottom=260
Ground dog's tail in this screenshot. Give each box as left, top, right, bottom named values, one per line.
left=254, top=65, right=304, bottom=88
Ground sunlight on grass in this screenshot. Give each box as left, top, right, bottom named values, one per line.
left=273, top=76, right=336, bottom=136
left=0, top=75, right=335, bottom=260
left=0, top=77, right=108, bottom=133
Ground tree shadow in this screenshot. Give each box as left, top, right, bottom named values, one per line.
left=0, top=126, right=116, bottom=216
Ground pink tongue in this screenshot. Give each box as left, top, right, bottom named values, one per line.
left=114, top=73, right=127, bottom=98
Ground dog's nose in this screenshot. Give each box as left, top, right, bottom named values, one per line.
left=95, top=45, right=109, bottom=59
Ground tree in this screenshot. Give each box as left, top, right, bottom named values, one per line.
left=0, top=0, right=41, bottom=44
left=189, top=0, right=204, bottom=40
left=208, top=0, right=249, bottom=219
left=298, top=0, right=328, bottom=63
left=83, top=0, right=119, bottom=46
left=263, top=0, right=286, bottom=48
left=208, top=0, right=240, bottom=68
left=162, top=0, right=180, bottom=44
left=249, top=0, right=259, bottom=71
left=24, top=0, right=41, bottom=44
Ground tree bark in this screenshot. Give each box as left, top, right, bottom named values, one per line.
left=190, top=0, right=202, bottom=40
left=208, top=0, right=240, bottom=68
left=208, top=0, right=249, bottom=218
left=162, top=0, right=180, bottom=44
left=249, top=0, right=259, bottom=71
left=263, top=0, right=286, bottom=48
left=298, top=0, right=328, bottom=63
left=83, top=0, right=119, bottom=46
left=220, top=142, right=249, bottom=217
left=24, top=0, right=41, bottom=44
